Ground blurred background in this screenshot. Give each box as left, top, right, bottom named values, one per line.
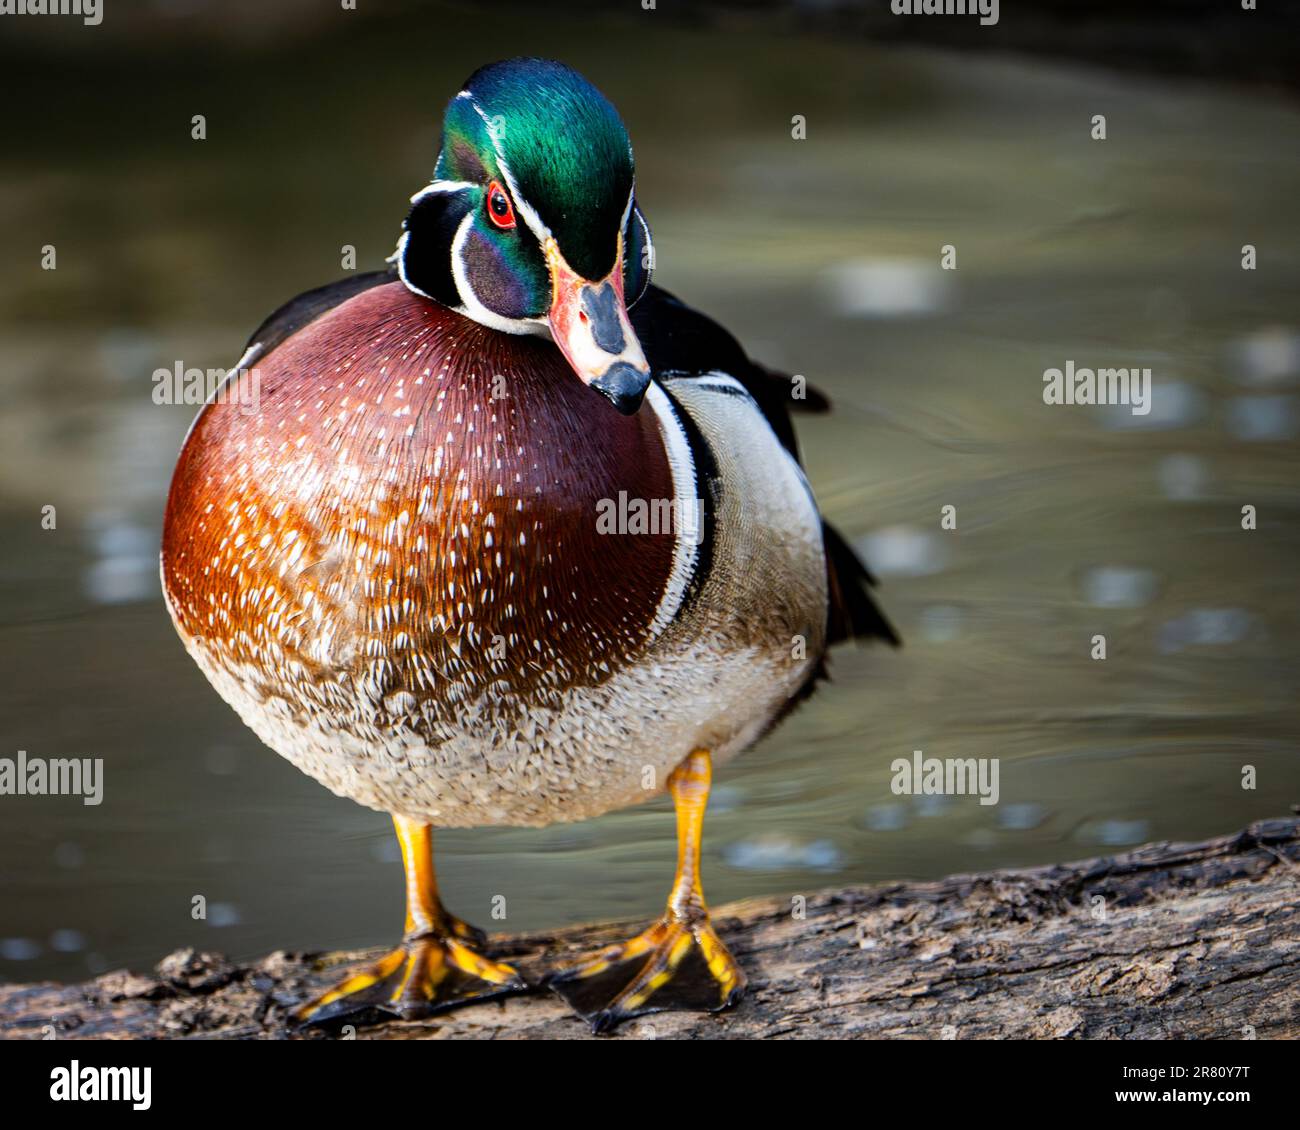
left=1, top=0, right=1298, bottom=983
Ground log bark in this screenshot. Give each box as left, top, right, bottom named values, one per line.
left=2, top=817, right=1296, bottom=1040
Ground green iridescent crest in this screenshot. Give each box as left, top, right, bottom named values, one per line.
left=397, top=59, right=653, bottom=331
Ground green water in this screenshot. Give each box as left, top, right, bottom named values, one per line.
left=1, top=9, right=1298, bottom=982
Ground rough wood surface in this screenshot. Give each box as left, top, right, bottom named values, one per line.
left=2, top=817, right=1296, bottom=1040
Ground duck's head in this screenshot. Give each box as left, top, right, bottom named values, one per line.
left=396, top=58, right=654, bottom=415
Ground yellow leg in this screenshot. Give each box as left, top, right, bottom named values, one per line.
left=296, top=816, right=526, bottom=1026
left=549, top=750, right=747, bottom=1033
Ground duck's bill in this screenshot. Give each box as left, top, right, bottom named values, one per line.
left=545, top=237, right=651, bottom=415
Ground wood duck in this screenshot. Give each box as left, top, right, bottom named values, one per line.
left=161, top=58, right=896, bottom=1035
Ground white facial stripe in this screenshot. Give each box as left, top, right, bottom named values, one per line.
left=448, top=210, right=548, bottom=337
left=464, top=98, right=554, bottom=250
left=619, top=183, right=635, bottom=234
left=393, top=181, right=476, bottom=269
left=644, top=382, right=701, bottom=639
left=409, top=179, right=476, bottom=205
left=634, top=206, right=654, bottom=284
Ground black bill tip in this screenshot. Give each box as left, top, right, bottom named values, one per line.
left=591, top=361, right=651, bottom=415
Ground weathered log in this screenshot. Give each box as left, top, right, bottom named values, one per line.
left=2, top=817, right=1296, bottom=1040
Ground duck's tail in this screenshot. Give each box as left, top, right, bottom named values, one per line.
left=823, top=520, right=900, bottom=648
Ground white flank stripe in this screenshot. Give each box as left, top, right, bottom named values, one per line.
left=644, top=381, right=700, bottom=638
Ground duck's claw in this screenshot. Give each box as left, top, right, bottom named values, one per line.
left=295, top=931, right=527, bottom=1029
left=548, top=913, right=746, bottom=1034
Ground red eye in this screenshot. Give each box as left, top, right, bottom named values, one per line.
left=486, top=180, right=515, bottom=230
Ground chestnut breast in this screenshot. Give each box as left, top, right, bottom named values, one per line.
left=162, top=283, right=677, bottom=726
